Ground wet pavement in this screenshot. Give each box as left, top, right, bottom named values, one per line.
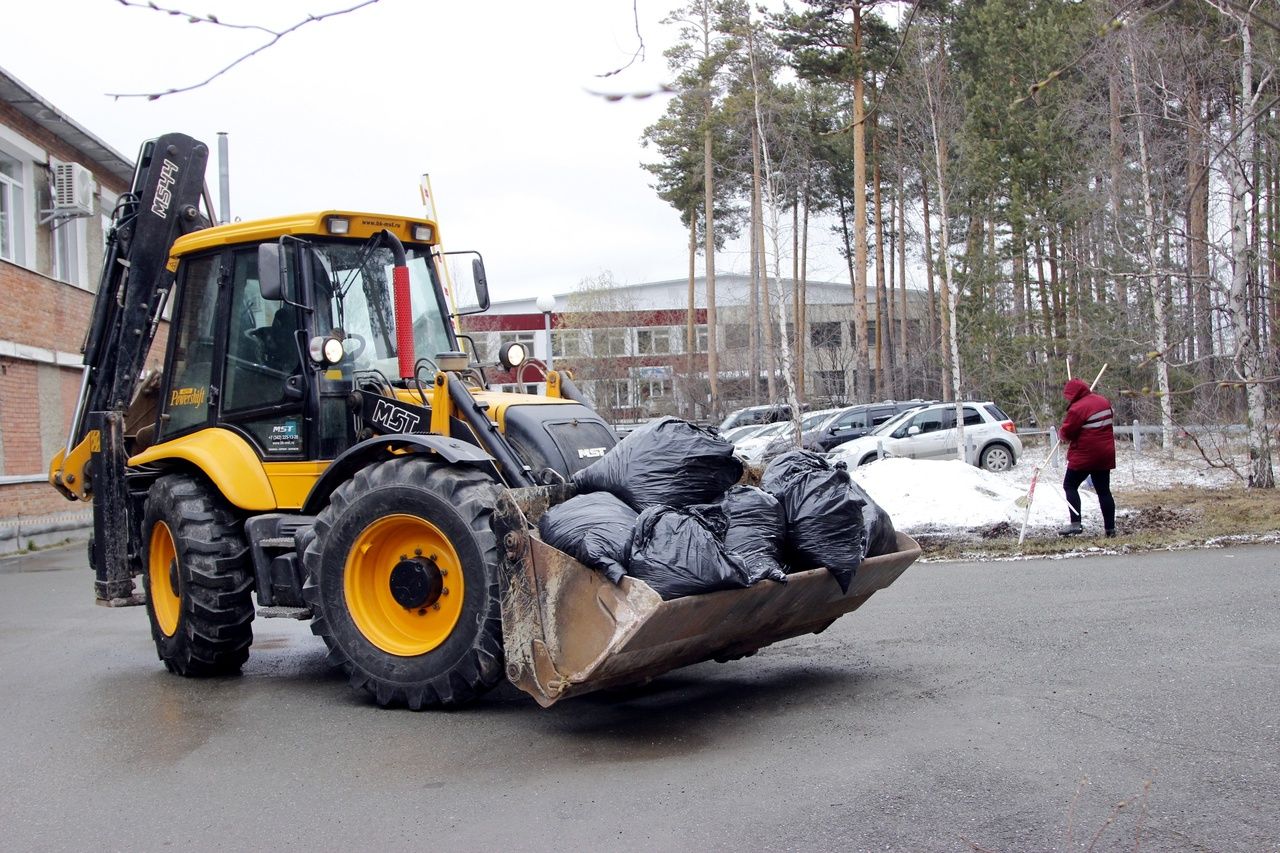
left=0, top=543, right=1276, bottom=851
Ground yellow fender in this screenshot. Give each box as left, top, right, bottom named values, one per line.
left=128, top=428, right=277, bottom=511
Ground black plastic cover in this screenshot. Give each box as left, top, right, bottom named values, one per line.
left=849, top=480, right=897, bottom=558
left=761, top=450, right=865, bottom=593
left=625, top=505, right=753, bottom=600
left=572, top=417, right=743, bottom=511
left=718, top=485, right=789, bottom=584
left=537, top=492, right=637, bottom=583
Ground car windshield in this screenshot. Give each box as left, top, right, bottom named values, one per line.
left=802, top=409, right=836, bottom=429
left=304, top=239, right=454, bottom=379
left=751, top=421, right=790, bottom=440
left=871, top=407, right=924, bottom=437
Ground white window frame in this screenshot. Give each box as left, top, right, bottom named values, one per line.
left=0, top=125, right=43, bottom=269
left=52, top=214, right=89, bottom=288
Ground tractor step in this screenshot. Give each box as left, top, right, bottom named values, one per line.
left=257, top=537, right=296, bottom=549
left=257, top=606, right=312, bottom=620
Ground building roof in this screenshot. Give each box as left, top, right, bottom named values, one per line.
left=0, top=65, right=134, bottom=186
left=488, top=273, right=868, bottom=315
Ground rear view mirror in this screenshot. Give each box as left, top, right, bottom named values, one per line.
left=471, top=258, right=490, bottom=311
left=258, top=243, right=284, bottom=301
left=908, top=425, right=921, bottom=436
left=440, top=250, right=491, bottom=315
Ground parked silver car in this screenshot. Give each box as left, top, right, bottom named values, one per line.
left=828, top=401, right=1022, bottom=471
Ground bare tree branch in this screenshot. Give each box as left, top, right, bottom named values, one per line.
left=107, top=0, right=383, bottom=100
left=595, top=0, right=646, bottom=78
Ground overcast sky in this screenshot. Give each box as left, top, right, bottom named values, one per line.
left=6, top=0, right=855, bottom=302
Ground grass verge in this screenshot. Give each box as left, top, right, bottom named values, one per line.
left=916, top=484, right=1280, bottom=560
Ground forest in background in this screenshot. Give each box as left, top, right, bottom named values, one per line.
left=637, top=0, right=1279, bottom=487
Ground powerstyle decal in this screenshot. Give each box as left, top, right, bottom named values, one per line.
left=169, top=386, right=207, bottom=407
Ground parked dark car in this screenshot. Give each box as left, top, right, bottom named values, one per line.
left=802, top=399, right=937, bottom=452
left=719, top=404, right=799, bottom=432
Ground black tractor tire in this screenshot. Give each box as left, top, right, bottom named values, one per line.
left=141, top=474, right=255, bottom=676
left=302, top=456, right=505, bottom=709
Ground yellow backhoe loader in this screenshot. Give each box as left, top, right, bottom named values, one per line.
left=49, top=133, right=920, bottom=708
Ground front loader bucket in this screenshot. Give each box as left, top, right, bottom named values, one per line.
left=493, top=487, right=922, bottom=708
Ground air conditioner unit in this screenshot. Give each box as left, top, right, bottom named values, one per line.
left=53, top=162, right=95, bottom=216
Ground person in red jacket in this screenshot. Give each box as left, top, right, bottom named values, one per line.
left=1058, top=377, right=1117, bottom=537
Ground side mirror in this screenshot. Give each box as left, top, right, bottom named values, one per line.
left=258, top=243, right=285, bottom=301
left=471, top=258, right=490, bottom=312
left=908, top=425, right=921, bottom=436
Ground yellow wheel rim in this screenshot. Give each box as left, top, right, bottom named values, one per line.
left=148, top=521, right=181, bottom=637
left=344, top=514, right=465, bottom=657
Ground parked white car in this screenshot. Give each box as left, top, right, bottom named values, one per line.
left=828, top=401, right=1022, bottom=472
left=734, top=420, right=794, bottom=464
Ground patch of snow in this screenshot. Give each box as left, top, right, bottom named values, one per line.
left=850, top=443, right=1243, bottom=535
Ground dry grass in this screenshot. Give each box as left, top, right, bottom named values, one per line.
left=917, top=484, right=1280, bottom=561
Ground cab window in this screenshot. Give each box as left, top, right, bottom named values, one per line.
left=159, top=255, right=220, bottom=438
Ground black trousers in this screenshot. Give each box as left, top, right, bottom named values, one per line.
left=1063, top=468, right=1116, bottom=530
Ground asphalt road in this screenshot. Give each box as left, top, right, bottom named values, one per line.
left=0, top=543, right=1276, bottom=852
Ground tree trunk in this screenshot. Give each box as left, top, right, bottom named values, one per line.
left=896, top=129, right=909, bottom=398
left=1221, top=14, right=1275, bottom=487
left=749, top=123, right=762, bottom=405
left=852, top=3, right=871, bottom=401
left=755, top=123, right=777, bottom=402
left=873, top=129, right=889, bottom=398
left=1187, top=72, right=1212, bottom=377
left=686, top=201, right=697, bottom=418
left=1109, top=74, right=1129, bottom=325
left=703, top=107, right=720, bottom=417
left=921, top=171, right=940, bottom=398
left=1127, top=35, right=1175, bottom=450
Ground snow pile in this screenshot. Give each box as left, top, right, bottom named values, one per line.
left=851, top=458, right=1056, bottom=533
left=848, top=443, right=1240, bottom=534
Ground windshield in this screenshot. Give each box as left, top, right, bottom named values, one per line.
left=802, top=410, right=835, bottom=429
left=751, top=421, right=790, bottom=440
left=304, top=240, right=454, bottom=379
left=871, top=407, right=923, bottom=437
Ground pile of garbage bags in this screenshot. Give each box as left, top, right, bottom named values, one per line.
left=538, top=417, right=898, bottom=600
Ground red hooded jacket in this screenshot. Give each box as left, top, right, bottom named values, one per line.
left=1059, top=378, right=1115, bottom=470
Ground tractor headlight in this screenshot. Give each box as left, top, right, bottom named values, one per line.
left=325, top=216, right=350, bottom=235
left=309, top=335, right=345, bottom=366
left=411, top=223, right=434, bottom=242
left=498, top=341, right=527, bottom=370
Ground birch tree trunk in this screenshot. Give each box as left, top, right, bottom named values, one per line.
left=1214, top=5, right=1275, bottom=487
left=1126, top=36, right=1175, bottom=449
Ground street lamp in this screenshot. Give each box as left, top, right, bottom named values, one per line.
left=535, top=293, right=556, bottom=372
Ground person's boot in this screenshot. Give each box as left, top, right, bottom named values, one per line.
left=1105, top=528, right=1117, bottom=538
left=1058, top=522, right=1084, bottom=537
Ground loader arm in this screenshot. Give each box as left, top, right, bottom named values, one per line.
left=49, top=133, right=212, bottom=603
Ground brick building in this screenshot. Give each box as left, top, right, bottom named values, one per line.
left=1, top=66, right=137, bottom=544
left=463, top=274, right=929, bottom=423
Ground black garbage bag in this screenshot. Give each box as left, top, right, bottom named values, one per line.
left=760, top=448, right=829, bottom=494
left=718, top=485, right=788, bottom=584
left=625, top=505, right=753, bottom=600
left=761, top=450, right=865, bottom=593
left=572, top=417, right=743, bottom=511
left=848, top=480, right=897, bottom=558
left=537, top=492, right=637, bottom=584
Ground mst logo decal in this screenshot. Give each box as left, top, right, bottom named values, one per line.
left=577, top=447, right=607, bottom=459
left=370, top=398, right=423, bottom=434
left=151, top=159, right=180, bottom=219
